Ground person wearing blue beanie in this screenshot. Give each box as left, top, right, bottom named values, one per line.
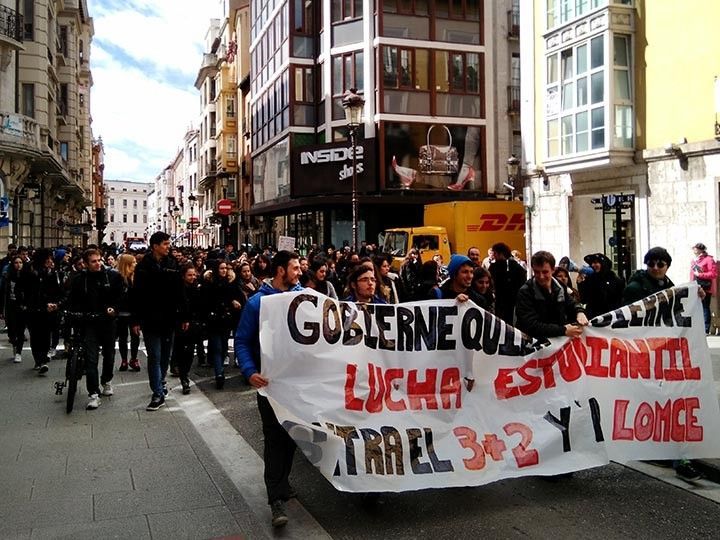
left=446, top=254, right=472, bottom=279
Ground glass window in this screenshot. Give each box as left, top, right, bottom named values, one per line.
left=614, top=70, right=630, bottom=100
left=576, top=111, right=589, bottom=151
left=615, top=105, right=632, bottom=147
left=547, top=118, right=560, bottom=157
left=547, top=55, right=559, bottom=85
left=591, top=107, right=604, bottom=149
left=561, top=115, right=574, bottom=154
left=590, top=35, right=604, bottom=69
left=590, top=71, right=603, bottom=103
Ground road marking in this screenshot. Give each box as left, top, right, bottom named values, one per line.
left=169, top=385, right=332, bottom=539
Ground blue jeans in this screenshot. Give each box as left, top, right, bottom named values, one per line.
left=208, top=328, right=229, bottom=378
left=143, top=329, right=174, bottom=398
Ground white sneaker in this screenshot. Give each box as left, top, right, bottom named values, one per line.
left=86, top=394, right=101, bottom=410
left=48, top=349, right=55, bottom=360
left=13, top=353, right=21, bottom=363
left=223, top=357, right=230, bottom=367
left=101, top=383, right=114, bottom=396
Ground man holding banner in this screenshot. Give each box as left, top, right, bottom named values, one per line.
left=235, top=250, right=303, bottom=528
left=622, top=246, right=704, bottom=481
left=514, top=250, right=589, bottom=340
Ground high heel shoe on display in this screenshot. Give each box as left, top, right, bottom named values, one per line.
left=447, top=165, right=475, bottom=191
left=392, top=156, right=417, bottom=189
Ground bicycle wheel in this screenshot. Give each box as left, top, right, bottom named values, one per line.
left=66, top=350, right=78, bottom=414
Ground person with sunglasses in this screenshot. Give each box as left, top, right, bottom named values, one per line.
left=621, top=246, right=704, bottom=481
left=621, top=247, right=674, bottom=305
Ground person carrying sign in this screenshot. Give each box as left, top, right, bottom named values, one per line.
left=514, top=250, right=589, bottom=341
left=234, top=250, right=303, bottom=529
left=622, top=246, right=704, bottom=481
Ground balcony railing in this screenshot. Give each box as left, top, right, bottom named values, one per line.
left=0, top=111, right=42, bottom=152
left=507, top=8, right=520, bottom=39
left=507, top=85, right=520, bottom=114
left=0, top=5, right=23, bottom=43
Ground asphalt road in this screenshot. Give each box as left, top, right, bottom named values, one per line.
left=195, top=352, right=720, bottom=540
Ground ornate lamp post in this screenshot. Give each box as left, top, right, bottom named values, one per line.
left=505, top=154, right=520, bottom=199
left=172, top=205, right=181, bottom=242
left=188, top=193, right=197, bottom=248
left=342, top=88, right=365, bottom=253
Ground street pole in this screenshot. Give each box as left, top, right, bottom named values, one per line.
left=342, top=88, right=365, bottom=253
left=351, top=126, right=358, bottom=253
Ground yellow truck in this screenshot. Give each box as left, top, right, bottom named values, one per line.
left=382, top=201, right=526, bottom=271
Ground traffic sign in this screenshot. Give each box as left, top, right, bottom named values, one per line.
left=188, top=217, right=200, bottom=230
left=217, top=199, right=232, bottom=216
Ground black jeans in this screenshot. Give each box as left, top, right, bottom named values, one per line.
left=27, top=312, right=52, bottom=366
left=116, top=316, right=140, bottom=362
left=5, top=303, right=26, bottom=354
left=702, top=292, right=712, bottom=334
left=173, top=326, right=200, bottom=380
left=257, top=394, right=296, bottom=504
left=83, top=320, right=117, bottom=395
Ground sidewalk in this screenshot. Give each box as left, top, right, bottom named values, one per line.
left=0, top=344, right=266, bottom=540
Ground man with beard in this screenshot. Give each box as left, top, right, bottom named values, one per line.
left=235, top=250, right=303, bottom=528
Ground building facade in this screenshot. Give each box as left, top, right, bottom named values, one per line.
left=247, top=0, right=521, bottom=250
left=0, top=0, right=97, bottom=250
left=521, top=0, right=720, bottom=290
left=104, top=179, right=152, bottom=246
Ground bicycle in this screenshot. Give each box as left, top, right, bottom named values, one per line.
left=54, top=312, right=102, bottom=413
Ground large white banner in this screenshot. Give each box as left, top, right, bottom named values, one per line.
left=258, top=284, right=720, bottom=492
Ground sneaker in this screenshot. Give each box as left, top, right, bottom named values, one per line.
left=675, top=460, right=702, bottom=481
left=129, top=359, right=141, bottom=372
left=270, top=500, right=288, bottom=528
left=48, top=350, right=55, bottom=360
left=38, top=364, right=49, bottom=375
left=101, top=382, right=114, bottom=396
left=13, top=353, right=22, bottom=363
left=223, top=357, right=230, bottom=367
left=181, top=378, right=191, bottom=395
left=32, top=364, right=41, bottom=371
left=215, top=374, right=225, bottom=390
left=146, top=396, right=166, bottom=411
left=162, top=380, right=169, bottom=396
left=119, top=360, right=129, bottom=372
left=86, top=394, right=101, bottom=410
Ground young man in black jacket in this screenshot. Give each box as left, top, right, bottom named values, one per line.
left=67, top=249, right=124, bottom=409
left=514, top=250, right=588, bottom=341
left=130, top=232, right=187, bottom=411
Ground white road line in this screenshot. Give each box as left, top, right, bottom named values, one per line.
left=169, top=386, right=333, bottom=539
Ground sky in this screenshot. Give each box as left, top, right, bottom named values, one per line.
left=87, top=0, right=223, bottom=183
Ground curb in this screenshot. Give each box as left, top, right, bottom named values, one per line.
left=694, top=459, right=720, bottom=484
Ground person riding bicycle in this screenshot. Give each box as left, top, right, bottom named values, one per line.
left=67, top=248, right=124, bottom=410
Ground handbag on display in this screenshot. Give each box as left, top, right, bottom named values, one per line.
left=418, top=125, right=459, bottom=175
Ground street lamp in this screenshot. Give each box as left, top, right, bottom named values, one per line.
left=505, top=154, right=520, bottom=198
left=172, top=205, right=181, bottom=242
left=342, top=87, right=365, bottom=252
left=188, top=193, right=197, bottom=248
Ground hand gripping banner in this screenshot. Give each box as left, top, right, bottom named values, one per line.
left=258, top=285, right=720, bottom=492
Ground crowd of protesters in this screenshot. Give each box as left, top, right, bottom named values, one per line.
left=0, top=235, right=717, bottom=525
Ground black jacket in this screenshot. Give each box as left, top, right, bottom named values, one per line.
left=622, top=270, right=673, bottom=305
left=489, top=258, right=527, bottom=323
left=514, top=278, right=585, bottom=339
left=67, top=268, right=124, bottom=317
left=17, top=266, right=64, bottom=313
left=204, top=275, right=245, bottom=330
left=439, top=279, right=489, bottom=310
left=130, top=254, right=185, bottom=331
left=579, top=260, right=625, bottom=318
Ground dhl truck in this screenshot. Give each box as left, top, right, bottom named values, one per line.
left=381, top=201, right=526, bottom=271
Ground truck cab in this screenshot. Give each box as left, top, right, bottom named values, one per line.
left=382, top=226, right=450, bottom=272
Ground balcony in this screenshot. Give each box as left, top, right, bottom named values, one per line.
left=0, top=111, right=42, bottom=156
left=0, top=4, right=23, bottom=47
left=507, top=8, right=520, bottom=39
left=507, top=85, right=520, bottom=114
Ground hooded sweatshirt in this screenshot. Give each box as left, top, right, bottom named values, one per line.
left=235, top=280, right=303, bottom=379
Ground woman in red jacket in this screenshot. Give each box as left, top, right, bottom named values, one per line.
left=690, top=242, right=717, bottom=334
